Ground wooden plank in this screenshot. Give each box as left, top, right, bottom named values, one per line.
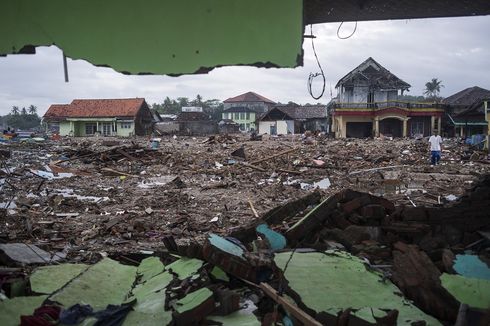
left=250, top=147, right=298, bottom=165
left=260, top=283, right=322, bottom=326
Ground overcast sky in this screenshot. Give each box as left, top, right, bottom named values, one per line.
left=0, top=15, right=489, bottom=116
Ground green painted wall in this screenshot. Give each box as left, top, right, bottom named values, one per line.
left=222, top=112, right=256, bottom=131
left=59, top=122, right=72, bottom=136
left=0, top=0, right=302, bottom=75
left=58, top=120, right=136, bottom=137
left=116, top=122, right=135, bottom=137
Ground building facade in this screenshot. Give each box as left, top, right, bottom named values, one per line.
left=443, top=86, right=490, bottom=138
left=222, top=107, right=256, bottom=131
left=222, top=91, right=275, bottom=131
left=332, top=58, right=444, bottom=138
left=43, top=98, right=153, bottom=136
left=258, top=105, right=328, bottom=135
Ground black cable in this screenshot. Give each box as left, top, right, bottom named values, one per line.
left=307, top=25, right=326, bottom=101
left=337, top=21, right=358, bottom=39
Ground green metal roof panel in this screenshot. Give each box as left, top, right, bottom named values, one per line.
left=0, top=0, right=303, bottom=75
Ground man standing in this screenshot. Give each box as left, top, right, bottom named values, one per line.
left=429, top=130, right=443, bottom=165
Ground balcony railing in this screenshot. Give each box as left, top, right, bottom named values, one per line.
left=333, top=101, right=444, bottom=110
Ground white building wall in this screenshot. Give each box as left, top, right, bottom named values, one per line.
left=258, top=120, right=293, bottom=135
left=259, top=121, right=274, bottom=134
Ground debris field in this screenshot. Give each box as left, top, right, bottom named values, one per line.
left=1, top=135, right=489, bottom=325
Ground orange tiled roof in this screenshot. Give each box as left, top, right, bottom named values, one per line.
left=224, top=92, right=275, bottom=104
left=44, top=98, right=146, bottom=119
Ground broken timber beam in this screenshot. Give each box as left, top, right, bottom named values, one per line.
left=239, top=162, right=266, bottom=172
left=286, top=194, right=339, bottom=242
left=100, top=167, right=135, bottom=177
left=250, top=147, right=299, bottom=165
left=260, top=283, right=322, bottom=326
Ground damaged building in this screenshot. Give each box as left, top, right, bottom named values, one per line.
left=43, top=98, right=154, bottom=137
left=258, top=104, right=328, bottom=135
left=332, top=58, right=444, bottom=138
left=443, top=86, right=490, bottom=138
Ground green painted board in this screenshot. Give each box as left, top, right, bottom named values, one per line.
left=137, top=257, right=165, bottom=283
left=211, top=266, right=230, bottom=282
left=274, top=251, right=441, bottom=326
left=165, top=257, right=203, bottom=280
left=131, top=271, right=173, bottom=300
left=49, top=258, right=136, bottom=310
left=0, top=295, right=48, bottom=326
left=123, top=310, right=172, bottom=326
left=208, top=310, right=261, bottom=326
left=30, top=263, right=89, bottom=294
left=0, top=0, right=303, bottom=75
left=440, top=273, right=490, bottom=309
left=174, top=287, right=213, bottom=314
left=124, top=291, right=172, bottom=326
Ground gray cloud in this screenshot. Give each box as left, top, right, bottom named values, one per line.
left=0, top=16, right=489, bottom=115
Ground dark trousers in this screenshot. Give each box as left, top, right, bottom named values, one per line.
left=431, top=151, right=441, bottom=165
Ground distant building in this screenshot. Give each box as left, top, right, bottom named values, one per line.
left=223, top=91, right=276, bottom=114
left=43, top=98, right=153, bottom=136
left=258, top=104, right=328, bottom=135
left=177, top=109, right=217, bottom=135
left=222, top=107, right=257, bottom=132
left=222, top=91, right=275, bottom=131
left=332, top=57, right=444, bottom=138
left=443, top=86, right=490, bottom=137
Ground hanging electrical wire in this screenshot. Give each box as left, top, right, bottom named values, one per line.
left=307, top=24, right=325, bottom=100
left=337, top=21, right=358, bottom=39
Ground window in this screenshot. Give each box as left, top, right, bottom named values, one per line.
left=246, top=123, right=250, bottom=130
left=246, top=112, right=250, bottom=120
left=223, top=113, right=228, bottom=119
left=85, top=123, right=96, bottom=135
left=239, top=123, right=245, bottom=131
left=234, top=112, right=239, bottom=120
left=121, top=122, right=132, bottom=129
left=240, top=112, right=245, bottom=120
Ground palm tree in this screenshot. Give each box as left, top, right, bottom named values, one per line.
left=424, top=78, right=444, bottom=100
left=11, top=106, right=20, bottom=115
left=28, top=105, right=37, bottom=115
left=21, top=107, right=28, bottom=116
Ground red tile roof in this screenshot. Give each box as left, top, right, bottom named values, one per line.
left=224, top=92, right=275, bottom=104
left=44, top=98, right=146, bottom=119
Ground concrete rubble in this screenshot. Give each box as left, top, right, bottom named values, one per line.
left=0, top=135, right=489, bottom=325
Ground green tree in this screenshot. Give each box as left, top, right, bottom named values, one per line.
left=11, top=106, right=20, bottom=115
left=177, top=97, right=189, bottom=108
left=423, top=78, right=444, bottom=100
left=21, top=107, right=27, bottom=115
left=28, top=105, right=37, bottom=115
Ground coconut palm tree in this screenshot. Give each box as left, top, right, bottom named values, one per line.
left=21, top=107, right=28, bottom=115
left=11, top=106, right=20, bottom=115
left=424, top=78, right=444, bottom=100
left=28, top=105, right=37, bottom=115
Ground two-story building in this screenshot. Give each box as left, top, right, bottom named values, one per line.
left=43, top=98, right=153, bottom=136
left=443, top=86, right=490, bottom=137
left=222, top=91, right=276, bottom=131
left=332, top=58, right=444, bottom=138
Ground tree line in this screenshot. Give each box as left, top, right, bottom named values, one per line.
left=151, top=94, right=225, bottom=121
left=1, top=105, right=41, bottom=130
